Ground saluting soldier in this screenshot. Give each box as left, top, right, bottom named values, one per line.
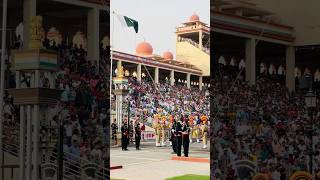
left=111, top=119, right=118, bottom=145
left=175, top=116, right=183, bottom=156
left=170, top=115, right=177, bottom=153
left=182, top=118, right=191, bottom=157
left=121, top=120, right=129, bottom=151
left=201, top=115, right=208, bottom=149
left=135, top=121, right=141, bottom=150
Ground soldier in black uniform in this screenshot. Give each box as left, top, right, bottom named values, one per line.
left=175, top=116, right=183, bottom=156
left=170, top=117, right=177, bottom=154
left=135, top=121, right=141, bottom=150
left=121, top=121, right=129, bottom=151
left=111, top=119, right=118, bottom=145
left=182, top=119, right=190, bottom=157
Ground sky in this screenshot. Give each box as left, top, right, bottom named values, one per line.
left=110, top=0, right=210, bottom=57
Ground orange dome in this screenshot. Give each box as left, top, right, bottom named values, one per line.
left=136, top=41, right=153, bottom=56
left=189, top=14, right=200, bottom=22
left=163, top=51, right=173, bottom=60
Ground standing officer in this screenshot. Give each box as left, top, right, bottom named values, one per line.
left=160, top=116, right=167, bottom=147
left=188, top=115, right=194, bottom=143
left=170, top=115, right=177, bottom=154
left=111, top=119, right=118, bottom=146
left=182, top=119, right=190, bottom=157
left=175, top=116, right=183, bottom=156
left=201, top=115, right=208, bottom=149
left=121, top=120, right=129, bottom=151
left=153, top=114, right=161, bottom=147
left=135, top=120, right=141, bottom=150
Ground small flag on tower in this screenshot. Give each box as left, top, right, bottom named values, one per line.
left=116, top=13, right=139, bottom=33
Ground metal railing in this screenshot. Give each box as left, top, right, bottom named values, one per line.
left=1, top=142, right=109, bottom=180
left=179, top=38, right=210, bottom=54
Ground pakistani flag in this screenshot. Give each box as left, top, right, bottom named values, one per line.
left=116, top=14, right=139, bottom=33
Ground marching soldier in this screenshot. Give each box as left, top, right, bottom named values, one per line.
left=201, top=115, right=208, bottom=149
left=195, top=115, right=201, bottom=143
left=135, top=121, right=141, bottom=150
left=160, top=116, right=167, bottom=147
left=121, top=120, right=129, bottom=151
left=189, top=115, right=195, bottom=143
left=182, top=118, right=191, bottom=157
left=170, top=115, right=177, bottom=153
left=111, top=119, right=118, bottom=146
left=153, top=114, right=161, bottom=147
left=175, top=116, right=183, bottom=156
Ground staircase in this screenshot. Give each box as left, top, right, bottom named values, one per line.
left=176, top=38, right=210, bottom=76
left=179, top=38, right=210, bottom=55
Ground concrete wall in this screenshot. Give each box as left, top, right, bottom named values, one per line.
left=254, top=0, right=320, bottom=46
left=176, top=41, right=210, bottom=76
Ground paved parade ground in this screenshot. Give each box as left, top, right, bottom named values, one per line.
left=110, top=141, right=210, bottom=180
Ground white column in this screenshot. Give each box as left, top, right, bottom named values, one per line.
left=137, top=64, right=142, bottom=82
left=30, top=73, right=35, bottom=87
left=245, top=38, right=256, bottom=85
left=48, top=72, right=52, bottom=88
left=35, top=70, right=39, bottom=87
left=16, top=71, right=20, bottom=88
left=116, top=95, right=123, bottom=133
left=199, top=76, right=203, bottom=90
left=170, top=70, right=175, bottom=86
left=187, top=73, right=191, bottom=89
left=286, top=46, right=295, bottom=92
left=87, top=8, right=100, bottom=63
left=32, top=105, right=39, bottom=180
left=155, top=67, right=159, bottom=84
left=23, top=0, right=36, bottom=49
left=199, top=30, right=203, bottom=50
left=19, top=106, right=25, bottom=180
left=26, top=105, right=32, bottom=180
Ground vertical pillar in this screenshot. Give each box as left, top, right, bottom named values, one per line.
left=30, top=73, right=35, bottom=87
left=116, top=60, right=122, bottom=77
left=137, top=64, right=142, bottom=83
left=199, top=30, right=203, bottom=50
left=116, top=95, right=123, bottom=133
left=187, top=73, right=191, bottom=89
left=26, top=105, right=32, bottom=180
left=155, top=67, right=159, bottom=84
left=16, top=71, right=20, bottom=88
left=32, top=105, right=39, bottom=180
left=87, top=8, right=100, bottom=63
left=245, top=38, right=256, bottom=85
left=286, top=46, right=295, bottom=92
left=23, top=0, right=36, bottom=49
left=170, top=70, right=175, bottom=86
left=34, top=70, right=39, bottom=87
left=117, top=60, right=122, bottom=70
left=199, top=76, right=203, bottom=90
left=19, top=106, right=25, bottom=180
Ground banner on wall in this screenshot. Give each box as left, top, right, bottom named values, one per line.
left=142, top=131, right=155, bottom=140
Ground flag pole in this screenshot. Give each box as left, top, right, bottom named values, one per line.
left=110, top=10, right=115, bottom=131
left=0, top=0, right=8, bottom=171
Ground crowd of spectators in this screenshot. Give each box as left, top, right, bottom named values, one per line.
left=3, top=39, right=110, bottom=172
left=111, top=77, right=210, bottom=128
left=212, top=60, right=320, bottom=179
